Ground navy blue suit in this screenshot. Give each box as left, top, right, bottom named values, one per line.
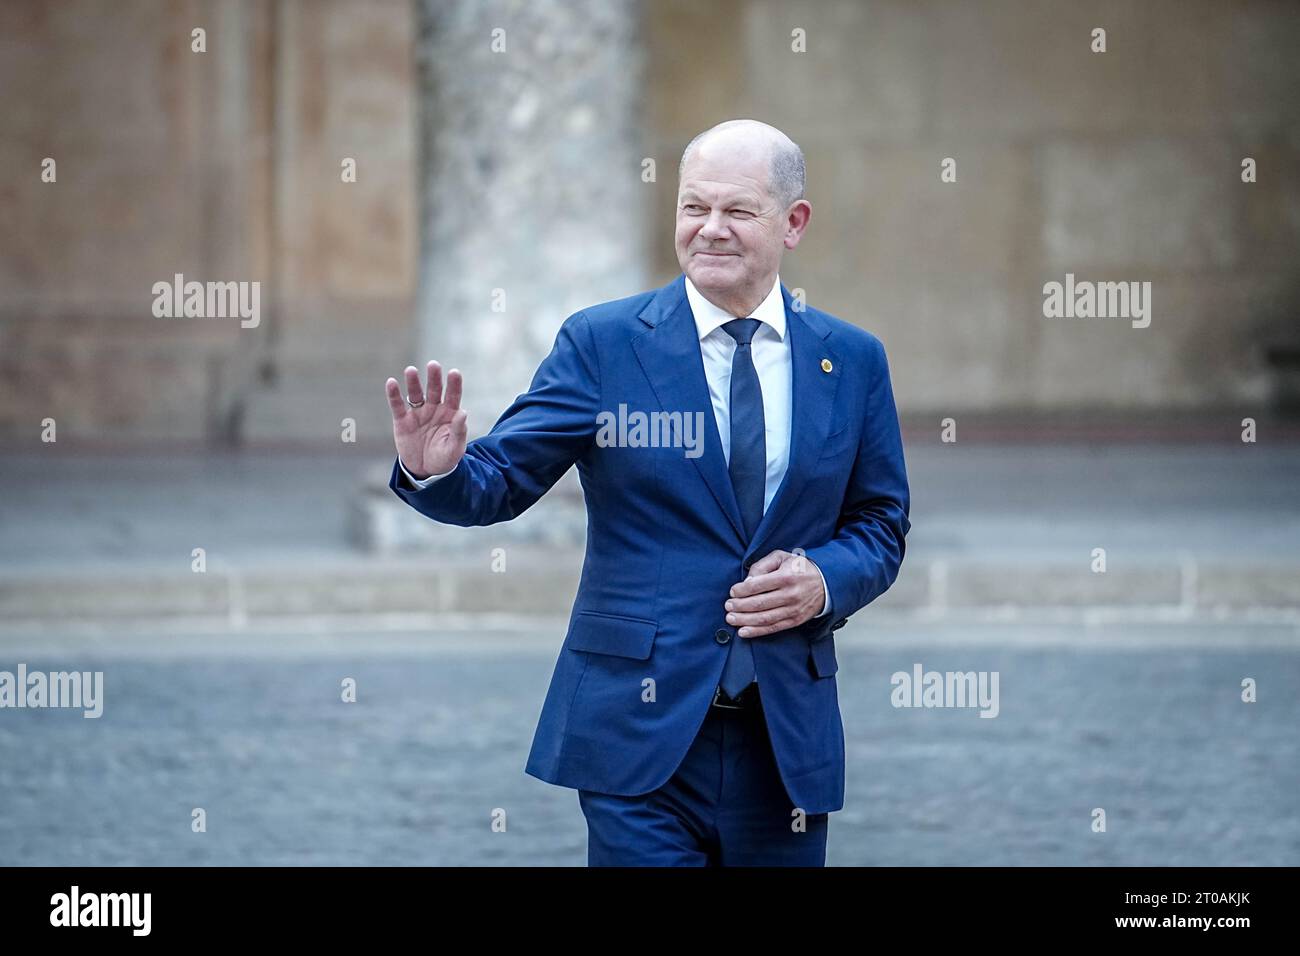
left=390, top=272, right=910, bottom=845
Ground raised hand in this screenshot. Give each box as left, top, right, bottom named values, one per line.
left=385, top=361, right=467, bottom=480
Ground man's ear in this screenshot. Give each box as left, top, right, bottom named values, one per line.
left=784, top=200, right=812, bottom=247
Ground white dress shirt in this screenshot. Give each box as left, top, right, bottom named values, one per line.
left=399, top=272, right=829, bottom=617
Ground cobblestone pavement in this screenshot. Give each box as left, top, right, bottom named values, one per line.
left=2, top=623, right=1296, bottom=866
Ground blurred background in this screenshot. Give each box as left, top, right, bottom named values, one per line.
left=1, top=0, right=1297, bottom=866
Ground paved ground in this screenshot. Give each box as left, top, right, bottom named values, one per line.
left=1, top=442, right=1295, bottom=865
left=1, top=622, right=1296, bottom=867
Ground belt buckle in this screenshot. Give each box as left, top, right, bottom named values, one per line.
left=712, top=685, right=747, bottom=710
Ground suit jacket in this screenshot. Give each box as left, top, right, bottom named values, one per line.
left=389, top=272, right=911, bottom=814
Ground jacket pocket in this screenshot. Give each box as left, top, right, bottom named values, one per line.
left=565, top=610, right=658, bottom=660
left=817, top=424, right=857, bottom=460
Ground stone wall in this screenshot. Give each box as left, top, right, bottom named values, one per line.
left=0, top=0, right=416, bottom=446
left=645, top=0, right=1300, bottom=413
left=2, top=0, right=1298, bottom=448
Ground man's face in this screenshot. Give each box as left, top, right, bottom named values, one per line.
left=674, top=145, right=789, bottom=302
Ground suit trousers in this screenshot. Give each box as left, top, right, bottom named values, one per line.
left=577, top=686, right=829, bottom=866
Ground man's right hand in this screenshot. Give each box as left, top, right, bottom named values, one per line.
left=385, top=361, right=467, bottom=480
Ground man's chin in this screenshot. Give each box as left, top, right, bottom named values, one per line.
left=688, top=257, right=741, bottom=284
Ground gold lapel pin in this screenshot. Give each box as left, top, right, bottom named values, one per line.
left=820, top=358, right=833, bottom=373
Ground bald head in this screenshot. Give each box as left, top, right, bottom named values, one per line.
left=678, top=120, right=805, bottom=211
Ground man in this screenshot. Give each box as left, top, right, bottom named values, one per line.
left=384, top=119, right=910, bottom=866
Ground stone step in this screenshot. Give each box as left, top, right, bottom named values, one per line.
left=2, top=559, right=1296, bottom=628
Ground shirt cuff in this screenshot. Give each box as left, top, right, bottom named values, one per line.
left=398, top=457, right=454, bottom=489
left=813, top=564, right=831, bottom=618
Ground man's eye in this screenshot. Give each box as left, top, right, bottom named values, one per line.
left=684, top=204, right=705, bottom=212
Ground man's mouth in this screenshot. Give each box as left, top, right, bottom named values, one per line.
left=697, top=251, right=737, bottom=257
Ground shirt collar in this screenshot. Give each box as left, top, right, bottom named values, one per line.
left=683, top=273, right=786, bottom=342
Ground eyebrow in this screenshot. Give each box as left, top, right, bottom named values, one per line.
left=679, top=191, right=760, bottom=207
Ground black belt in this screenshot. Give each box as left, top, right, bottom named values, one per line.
left=712, top=681, right=760, bottom=710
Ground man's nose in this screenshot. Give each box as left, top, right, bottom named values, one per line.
left=699, top=212, right=729, bottom=240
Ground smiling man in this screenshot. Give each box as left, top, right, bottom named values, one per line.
left=385, top=119, right=911, bottom=866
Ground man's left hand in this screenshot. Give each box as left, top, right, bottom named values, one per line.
left=725, top=549, right=825, bottom=638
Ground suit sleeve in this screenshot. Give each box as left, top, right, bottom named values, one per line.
left=388, top=310, right=601, bottom=526
left=803, top=335, right=910, bottom=625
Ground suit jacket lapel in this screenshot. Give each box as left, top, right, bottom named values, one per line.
left=745, top=285, right=842, bottom=561
left=633, top=276, right=747, bottom=545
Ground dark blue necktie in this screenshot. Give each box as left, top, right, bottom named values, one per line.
left=720, top=317, right=765, bottom=697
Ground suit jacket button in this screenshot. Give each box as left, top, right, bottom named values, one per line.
left=714, top=628, right=731, bottom=644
